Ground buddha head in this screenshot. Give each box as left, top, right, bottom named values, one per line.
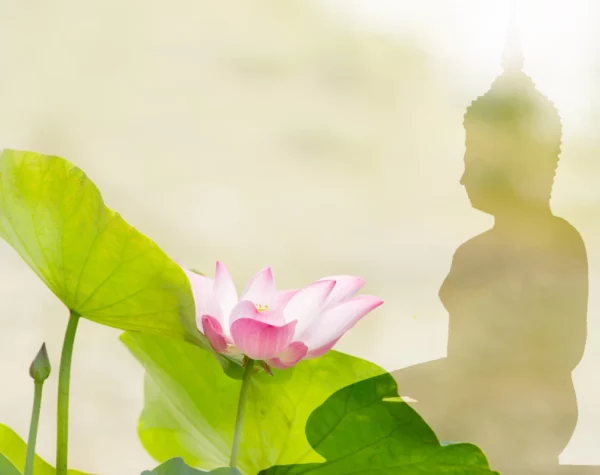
left=461, top=16, right=562, bottom=216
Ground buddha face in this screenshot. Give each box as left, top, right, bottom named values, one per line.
left=461, top=122, right=523, bottom=215
left=461, top=73, right=562, bottom=216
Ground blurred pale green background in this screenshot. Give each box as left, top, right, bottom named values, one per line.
left=0, top=0, right=599, bottom=473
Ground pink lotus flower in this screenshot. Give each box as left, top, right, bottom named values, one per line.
left=182, top=262, right=383, bottom=369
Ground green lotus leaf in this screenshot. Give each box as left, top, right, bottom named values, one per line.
left=259, top=373, right=499, bottom=475
left=142, top=457, right=241, bottom=474
left=0, top=454, right=22, bottom=475
left=121, top=332, right=385, bottom=475
left=0, top=149, right=199, bottom=339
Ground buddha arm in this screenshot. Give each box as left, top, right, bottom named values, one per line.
left=529, top=257, right=587, bottom=372
left=496, top=250, right=588, bottom=373
left=445, top=249, right=588, bottom=374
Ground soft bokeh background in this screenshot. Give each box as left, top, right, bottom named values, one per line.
left=0, top=0, right=599, bottom=473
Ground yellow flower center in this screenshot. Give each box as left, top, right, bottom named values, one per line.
left=255, top=303, right=269, bottom=312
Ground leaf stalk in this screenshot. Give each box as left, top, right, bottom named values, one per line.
left=56, top=310, right=80, bottom=475
left=229, top=358, right=255, bottom=468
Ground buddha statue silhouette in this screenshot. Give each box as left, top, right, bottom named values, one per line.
left=392, top=12, right=588, bottom=474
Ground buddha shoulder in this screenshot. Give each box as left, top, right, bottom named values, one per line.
left=545, top=216, right=587, bottom=258
left=450, top=229, right=496, bottom=264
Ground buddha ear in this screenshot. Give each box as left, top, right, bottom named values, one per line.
left=511, top=161, right=556, bottom=205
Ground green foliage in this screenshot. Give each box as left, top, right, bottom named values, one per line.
left=142, top=457, right=241, bottom=474
left=260, top=373, right=499, bottom=475
left=0, top=454, right=23, bottom=475
left=121, top=332, right=385, bottom=475
left=0, top=149, right=246, bottom=376
left=0, top=149, right=199, bottom=343
left=0, top=424, right=91, bottom=475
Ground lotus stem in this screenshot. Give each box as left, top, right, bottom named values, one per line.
left=229, top=358, right=255, bottom=468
